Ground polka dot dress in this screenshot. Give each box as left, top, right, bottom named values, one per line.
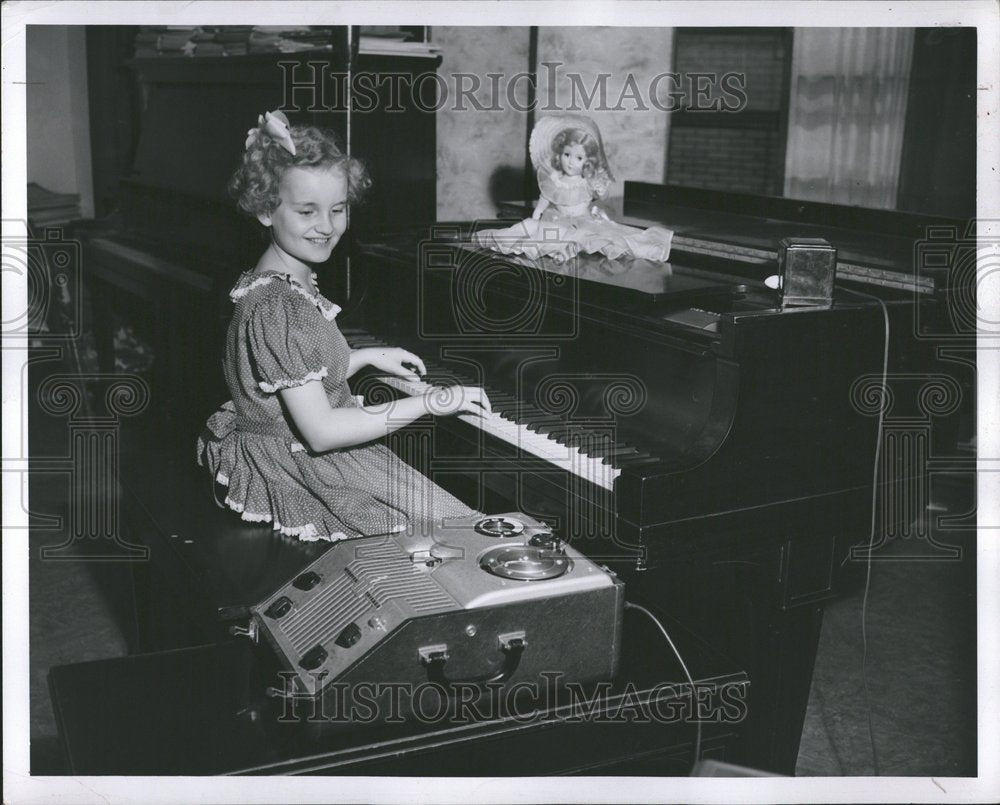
left=197, top=270, right=476, bottom=542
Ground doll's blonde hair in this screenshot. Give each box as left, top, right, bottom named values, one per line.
left=550, top=128, right=603, bottom=178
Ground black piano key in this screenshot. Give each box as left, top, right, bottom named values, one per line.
left=545, top=426, right=589, bottom=443
left=578, top=441, right=625, bottom=458
left=563, top=430, right=602, bottom=446
left=559, top=434, right=589, bottom=447
left=567, top=435, right=610, bottom=450
left=566, top=433, right=608, bottom=455
left=526, top=422, right=564, bottom=436
left=534, top=422, right=568, bottom=437
left=578, top=434, right=626, bottom=452
left=490, top=398, right=521, bottom=416
left=612, top=454, right=661, bottom=469
left=504, top=402, right=541, bottom=416
left=612, top=446, right=650, bottom=459
left=604, top=445, right=643, bottom=459
left=522, top=408, right=558, bottom=418
left=588, top=448, right=648, bottom=465
left=522, top=414, right=563, bottom=427
left=611, top=442, right=649, bottom=456
left=502, top=407, right=533, bottom=420
left=423, top=373, right=464, bottom=386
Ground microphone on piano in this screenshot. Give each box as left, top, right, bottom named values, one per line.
left=776, top=238, right=838, bottom=309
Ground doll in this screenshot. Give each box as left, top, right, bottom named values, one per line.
left=473, top=114, right=673, bottom=263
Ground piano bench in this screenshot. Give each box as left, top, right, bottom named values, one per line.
left=117, top=422, right=329, bottom=652
left=48, top=611, right=748, bottom=775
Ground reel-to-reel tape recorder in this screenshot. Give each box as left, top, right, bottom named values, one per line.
left=250, top=513, right=624, bottom=723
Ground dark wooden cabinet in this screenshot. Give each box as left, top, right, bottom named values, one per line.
left=350, top=53, right=441, bottom=239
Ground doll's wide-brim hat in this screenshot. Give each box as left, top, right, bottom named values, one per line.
left=528, top=114, right=614, bottom=180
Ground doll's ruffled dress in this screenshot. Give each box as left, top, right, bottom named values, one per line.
left=197, top=270, right=475, bottom=541
left=473, top=168, right=673, bottom=263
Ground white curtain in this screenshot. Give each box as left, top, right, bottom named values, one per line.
left=783, top=28, right=914, bottom=209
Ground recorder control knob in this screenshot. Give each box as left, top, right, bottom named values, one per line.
left=292, top=571, right=321, bottom=591
left=529, top=531, right=562, bottom=552
left=335, top=621, right=363, bottom=648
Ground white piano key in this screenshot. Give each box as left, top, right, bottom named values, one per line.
left=374, top=375, right=622, bottom=492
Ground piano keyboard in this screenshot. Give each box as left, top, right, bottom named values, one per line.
left=343, top=330, right=660, bottom=492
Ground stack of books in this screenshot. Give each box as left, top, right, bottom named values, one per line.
left=213, top=26, right=253, bottom=56
left=248, top=26, right=335, bottom=53
left=158, top=26, right=198, bottom=56
left=27, top=183, right=81, bottom=226
left=358, top=30, right=440, bottom=56
left=133, top=27, right=163, bottom=57
left=134, top=25, right=341, bottom=57
left=279, top=27, right=339, bottom=52
left=190, top=28, right=225, bottom=57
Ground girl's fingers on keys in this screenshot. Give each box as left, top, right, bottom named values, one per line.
left=406, top=352, right=426, bottom=375
left=473, top=387, right=492, bottom=415
left=458, top=386, right=487, bottom=414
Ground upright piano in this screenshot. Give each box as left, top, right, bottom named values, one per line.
left=69, top=34, right=973, bottom=776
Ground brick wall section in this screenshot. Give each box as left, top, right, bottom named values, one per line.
left=674, top=31, right=788, bottom=110
left=668, top=29, right=788, bottom=194
left=669, top=127, right=775, bottom=194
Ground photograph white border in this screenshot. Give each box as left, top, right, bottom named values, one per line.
left=3, top=2, right=998, bottom=803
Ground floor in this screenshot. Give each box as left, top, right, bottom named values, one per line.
left=23, top=348, right=978, bottom=778
left=793, top=503, right=977, bottom=776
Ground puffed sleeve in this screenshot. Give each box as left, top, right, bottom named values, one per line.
left=536, top=167, right=558, bottom=203
left=587, top=168, right=612, bottom=199
left=246, top=293, right=328, bottom=393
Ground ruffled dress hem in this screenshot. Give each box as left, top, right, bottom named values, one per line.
left=219, top=490, right=347, bottom=542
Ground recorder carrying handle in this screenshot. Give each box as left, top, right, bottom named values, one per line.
left=419, top=631, right=526, bottom=687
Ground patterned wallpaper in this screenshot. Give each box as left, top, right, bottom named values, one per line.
left=435, top=27, right=674, bottom=220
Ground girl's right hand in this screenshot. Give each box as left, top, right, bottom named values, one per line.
left=423, top=385, right=492, bottom=418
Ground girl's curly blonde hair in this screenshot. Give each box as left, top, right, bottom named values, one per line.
left=229, top=122, right=371, bottom=217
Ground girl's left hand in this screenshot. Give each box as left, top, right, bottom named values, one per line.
left=364, top=348, right=426, bottom=382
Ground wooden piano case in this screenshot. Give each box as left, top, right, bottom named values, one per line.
left=338, top=183, right=973, bottom=773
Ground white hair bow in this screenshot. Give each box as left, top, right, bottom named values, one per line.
left=245, top=110, right=296, bottom=156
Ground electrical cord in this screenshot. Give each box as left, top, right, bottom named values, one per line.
left=838, top=284, right=891, bottom=776
left=624, top=601, right=702, bottom=772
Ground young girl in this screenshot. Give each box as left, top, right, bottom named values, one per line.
left=197, top=110, right=490, bottom=541
left=473, top=114, right=673, bottom=263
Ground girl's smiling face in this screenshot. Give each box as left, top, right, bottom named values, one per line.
left=258, top=166, right=348, bottom=266
left=559, top=142, right=587, bottom=177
